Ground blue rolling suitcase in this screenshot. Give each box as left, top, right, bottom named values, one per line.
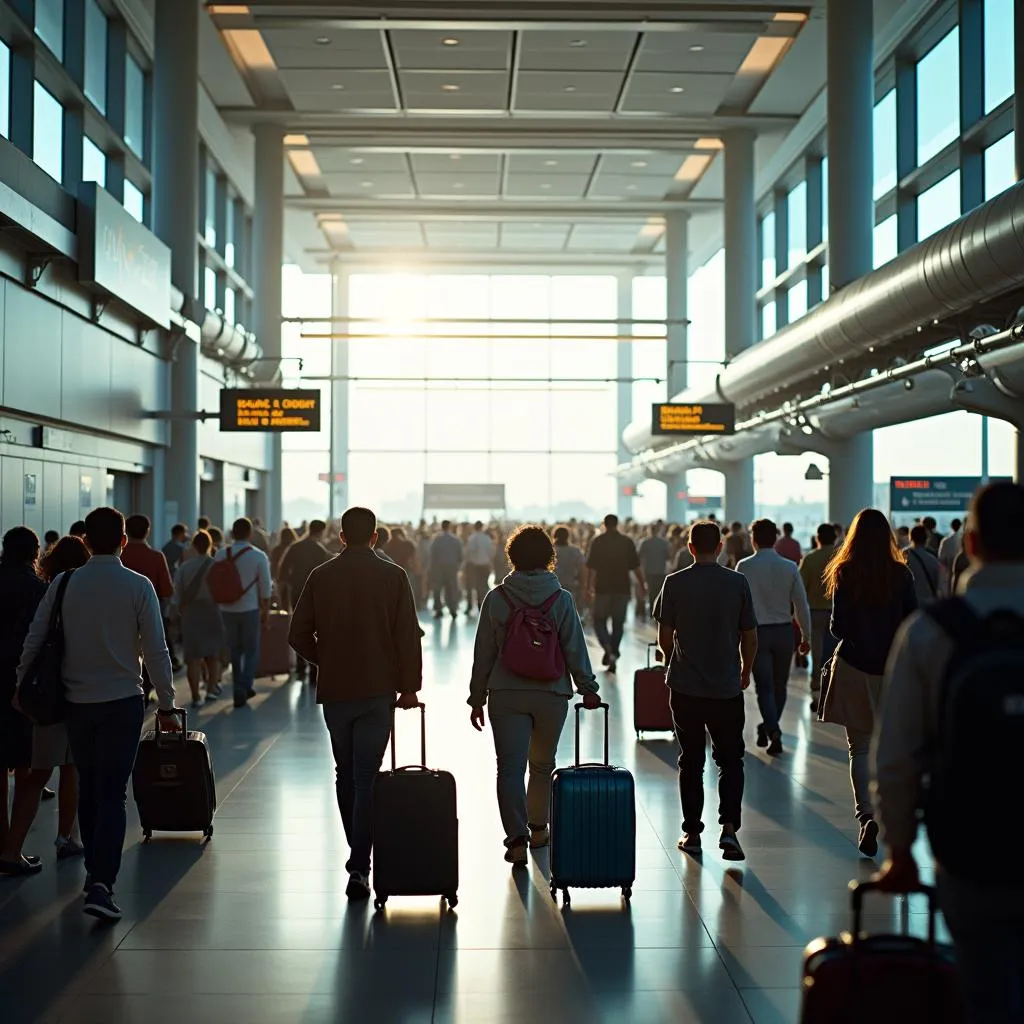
left=549, top=702, right=636, bottom=906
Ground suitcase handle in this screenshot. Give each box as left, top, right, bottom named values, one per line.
left=155, top=708, right=187, bottom=746
left=646, top=642, right=664, bottom=669
left=574, top=701, right=610, bottom=767
left=390, top=701, right=427, bottom=771
left=849, top=880, right=937, bottom=946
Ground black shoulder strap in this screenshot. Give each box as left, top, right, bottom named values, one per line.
left=49, top=569, right=75, bottom=635
left=925, top=597, right=979, bottom=648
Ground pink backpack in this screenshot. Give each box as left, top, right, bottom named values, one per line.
left=497, top=587, right=566, bottom=682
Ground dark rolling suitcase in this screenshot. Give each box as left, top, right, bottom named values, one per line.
left=372, top=703, right=458, bottom=911
left=133, top=709, right=217, bottom=841
left=634, top=642, right=673, bottom=739
left=549, top=702, right=636, bottom=907
left=801, top=882, right=964, bottom=1023
left=257, top=609, right=293, bottom=679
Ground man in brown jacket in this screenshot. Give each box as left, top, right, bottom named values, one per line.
left=289, top=506, right=422, bottom=900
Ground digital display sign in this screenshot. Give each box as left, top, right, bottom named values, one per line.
left=889, top=476, right=1009, bottom=514
left=652, top=403, right=736, bottom=436
left=219, top=389, right=322, bottom=432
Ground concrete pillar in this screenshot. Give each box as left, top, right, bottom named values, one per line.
left=152, top=0, right=199, bottom=530
left=1014, top=0, right=1024, bottom=481
left=615, top=274, right=634, bottom=520
left=329, top=266, right=350, bottom=521
left=722, top=128, right=757, bottom=523
left=252, top=123, right=286, bottom=529
left=665, top=211, right=689, bottom=522
left=825, top=0, right=875, bottom=524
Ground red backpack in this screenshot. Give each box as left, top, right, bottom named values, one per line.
left=207, top=546, right=256, bottom=605
left=497, top=587, right=566, bottom=682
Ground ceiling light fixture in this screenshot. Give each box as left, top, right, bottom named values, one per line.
left=442, top=37, right=460, bottom=46
left=453, top=182, right=464, bottom=188
left=287, top=149, right=322, bottom=178
left=670, top=86, right=685, bottom=94
left=331, top=83, right=345, bottom=90
left=631, top=160, right=648, bottom=168
left=350, top=157, right=364, bottom=165
left=689, top=44, right=705, bottom=52
left=540, top=183, right=551, bottom=189
left=283, top=133, right=309, bottom=146
left=450, top=154, right=461, bottom=161
left=695, top=137, right=724, bottom=151
left=626, top=184, right=637, bottom=191
left=673, top=153, right=713, bottom=183
left=564, top=85, right=576, bottom=92
left=315, top=35, right=330, bottom=45
left=441, top=83, right=460, bottom=92
left=569, top=39, right=587, bottom=47
left=361, top=181, right=374, bottom=187
left=544, top=159, right=558, bottom=166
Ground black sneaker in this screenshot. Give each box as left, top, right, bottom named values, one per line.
left=766, top=732, right=784, bottom=757
left=719, top=830, right=746, bottom=862
left=810, top=697, right=819, bottom=714
left=233, top=695, right=247, bottom=709
left=41, top=787, right=56, bottom=801
left=345, top=872, right=371, bottom=900
left=601, top=651, right=610, bottom=667
left=756, top=724, right=768, bottom=748
left=677, top=832, right=702, bottom=856
left=858, top=819, right=879, bottom=857
left=83, top=883, right=121, bottom=921
left=607, top=656, right=617, bottom=674
left=0, top=856, right=43, bottom=877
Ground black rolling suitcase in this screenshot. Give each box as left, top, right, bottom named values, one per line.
left=133, top=709, right=217, bottom=841
left=372, top=703, right=458, bottom=910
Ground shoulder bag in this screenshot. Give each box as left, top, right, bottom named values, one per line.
left=18, top=570, right=75, bottom=726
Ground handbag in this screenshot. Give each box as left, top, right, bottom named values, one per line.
left=179, top=558, right=213, bottom=614
left=18, top=570, right=75, bottom=726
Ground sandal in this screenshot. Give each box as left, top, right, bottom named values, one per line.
left=0, top=856, right=44, bottom=877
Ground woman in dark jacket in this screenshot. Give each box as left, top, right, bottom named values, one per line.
left=819, top=508, right=917, bottom=858
left=0, top=528, right=48, bottom=875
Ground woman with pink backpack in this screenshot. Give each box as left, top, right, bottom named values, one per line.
left=468, top=526, right=600, bottom=866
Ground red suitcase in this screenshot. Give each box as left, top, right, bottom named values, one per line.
left=257, top=609, right=294, bottom=678
left=801, top=882, right=964, bottom=1024
left=633, top=642, right=674, bottom=739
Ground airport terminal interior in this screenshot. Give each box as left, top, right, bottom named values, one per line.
left=0, top=0, right=1023, bottom=1021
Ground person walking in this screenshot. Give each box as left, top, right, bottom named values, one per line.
left=654, top=521, right=758, bottom=862
left=586, top=514, right=646, bottom=673
left=736, top=519, right=812, bottom=757
left=905, top=524, right=941, bottom=606
left=463, top=521, right=495, bottom=615
left=215, top=518, right=272, bottom=708
left=279, top=520, right=333, bottom=683
left=638, top=524, right=671, bottom=619
left=874, top=482, right=1024, bottom=1023
left=429, top=521, right=463, bottom=620
left=161, top=524, right=189, bottom=579
left=551, top=525, right=586, bottom=608
left=774, top=522, right=802, bottom=564
left=17, top=508, right=179, bottom=920
left=288, top=507, right=422, bottom=901
left=121, top=515, right=176, bottom=682
left=173, top=530, right=225, bottom=707
left=269, top=526, right=298, bottom=602
left=799, top=524, right=839, bottom=713
left=468, top=526, right=600, bottom=865
left=818, top=508, right=917, bottom=856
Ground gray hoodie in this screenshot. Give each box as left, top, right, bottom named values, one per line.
left=468, top=570, right=598, bottom=708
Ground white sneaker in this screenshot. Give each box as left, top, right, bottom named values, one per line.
left=345, top=871, right=371, bottom=900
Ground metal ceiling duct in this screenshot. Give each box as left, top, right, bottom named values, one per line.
left=169, top=285, right=263, bottom=369
left=624, top=179, right=1024, bottom=456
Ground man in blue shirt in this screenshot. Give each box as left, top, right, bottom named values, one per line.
left=429, top=521, right=463, bottom=620
left=654, top=521, right=758, bottom=862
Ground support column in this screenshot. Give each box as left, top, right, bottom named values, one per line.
left=252, top=123, right=286, bottom=529
left=722, top=129, right=757, bottom=524
left=616, top=274, right=634, bottom=520
left=329, top=266, right=350, bottom=521
left=152, top=0, right=199, bottom=531
left=665, top=211, right=690, bottom=522
left=826, top=0, right=875, bottom=523
left=1013, top=0, right=1024, bottom=481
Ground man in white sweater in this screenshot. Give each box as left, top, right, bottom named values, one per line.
left=18, top=507, right=178, bottom=922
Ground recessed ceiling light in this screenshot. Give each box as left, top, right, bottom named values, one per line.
left=670, top=86, right=685, bottom=94
left=453, top=182, right=464, bottom=189
left=690, top=44, right=705, bottom=52
left=631, top=160, right=648, bottom=168
left=569, top=39, right=587, bottom=47
left=450, top=154, right=461, bottom=160
left=442, top=37, right=459, bottom=46
left=540, top=183, right=551, bottom=189
left=350, top=157, right=364, bottom=165
left=315, top=36, right=330, bottom=45
left=331, top=83, right=345, bottom=90
left=361, top=181, right=374, bottom=187
left=441, top=83, right=460, bottom=92
left=626, top=184, right=637, bottom=191
left=564, top=85, right=576, bottom=93
left=544, top=159, right=558, bottom=166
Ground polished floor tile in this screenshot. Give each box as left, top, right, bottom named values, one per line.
left=0, top=614, right=945, bottom=1024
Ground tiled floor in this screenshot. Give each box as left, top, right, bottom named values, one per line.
left=0, top=613, right=942, bottom=1024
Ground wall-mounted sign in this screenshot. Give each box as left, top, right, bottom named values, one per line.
left=24, top=474, right=36, bottom=507
left=219, top=389, right=322, bottom=432
left=77, top=183, right=171, bottom=328
left=423, top=484, right=506, bottom=510
left=652, top=403, right=736, bottom=436
left=889, top=476, right=1010, bottom=515
left=686, top=494, right=724, bottom=508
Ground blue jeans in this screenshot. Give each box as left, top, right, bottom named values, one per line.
left=753, top=623, right=794, bottom=737
left=593, top=593, right=630, bottom=658
left=64, top=696, right=145, bottom=889
left=223, top=610, right=261, bottom=699
left=322, top=697, right=393, bottom=875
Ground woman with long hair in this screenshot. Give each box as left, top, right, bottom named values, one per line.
left=173, top=529, right=225, bottom=706
left=819, top=508, right=917, bottom=856
left=270, top=526, right=298, bottom=608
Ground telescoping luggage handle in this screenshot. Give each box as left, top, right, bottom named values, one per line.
left=646, top=642, right=665, bottom=670
left=390, top=701, right=427, bottom=771
left=849, top=880, right=938, bottom=947
left=574, top=701, right=610, bottom=767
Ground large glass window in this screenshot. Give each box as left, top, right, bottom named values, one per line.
left=632, top=276, right=666, bottom=417
left=985, top=132, right=1016, bottom=200
left=35, top=0, right=64, bottom=61
left=788, top=280, right=808, bottom=321
left=917, top=30, right=960, bottom=165
left=874, top=215, right=897, bottom=268
left=224, top=287, right=236, bottom=326
left=917, top=170, right=961, bottom=241
left=204, top=166, right=217, bottom=247
left=760, top=211, right=776, bottom=286
left=985, top=0, right=1014, bottom=113
left=874, top=91, right=897, bottom=198
left=204, top=266, right=218, bottom=311
left=820, top=155, right=829, bottom=241
left=125, top=56, right=145, bottom=157
left=124, top=179, right=144, bottom=222
left=225, top=201, right=237, bottom=268
left=787, top=181, right=807, bottom=268
left=84, top=0, right=107, bottom=112
left=33, top=83, right=63, bottom=182
left=761, top=300, right=776, bottom=340
left=82, top=136, right=105, bottom=187
left=0, top=41, right=9, bottom=139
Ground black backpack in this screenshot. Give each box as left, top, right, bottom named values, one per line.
left=924, top=598, right=1024, bottom=881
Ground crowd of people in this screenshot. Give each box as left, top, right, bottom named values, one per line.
left=0, top=488, right=1019, bottom=1022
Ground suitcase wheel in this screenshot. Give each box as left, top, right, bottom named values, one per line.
left=445, top=894, right=458, bottom=909
left=142, top=831, right=152, bottom=843
left=635, top=731, right=641, bottom=740
left=204, top=826, right=214, bottom=841
left=562, top=889, right=571, bottom=908
left=621, top=887, right=632, bottom=901
left=373, top=894, right=388, bottom=911
left=549, top=883, right=558, bottom=902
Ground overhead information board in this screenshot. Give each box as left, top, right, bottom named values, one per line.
left=686, top=495, right=724, bottom=508
left=219, top=389, right=322, bottom=432
left=423, top=484, right=506, bottom=510
left=652, top=403, right=736, bottom=436
left=889, top=476, right=1009, bottom=514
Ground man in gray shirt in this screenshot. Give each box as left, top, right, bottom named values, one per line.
left=638, top=525, right=671, bottom=619
left=429, top=521, right=463, bottom=619
left=905, top=524, right=941, bottom=605
left=654, top=521, right=758, bottom=862
left=18, top=507, right=178, bottom=923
